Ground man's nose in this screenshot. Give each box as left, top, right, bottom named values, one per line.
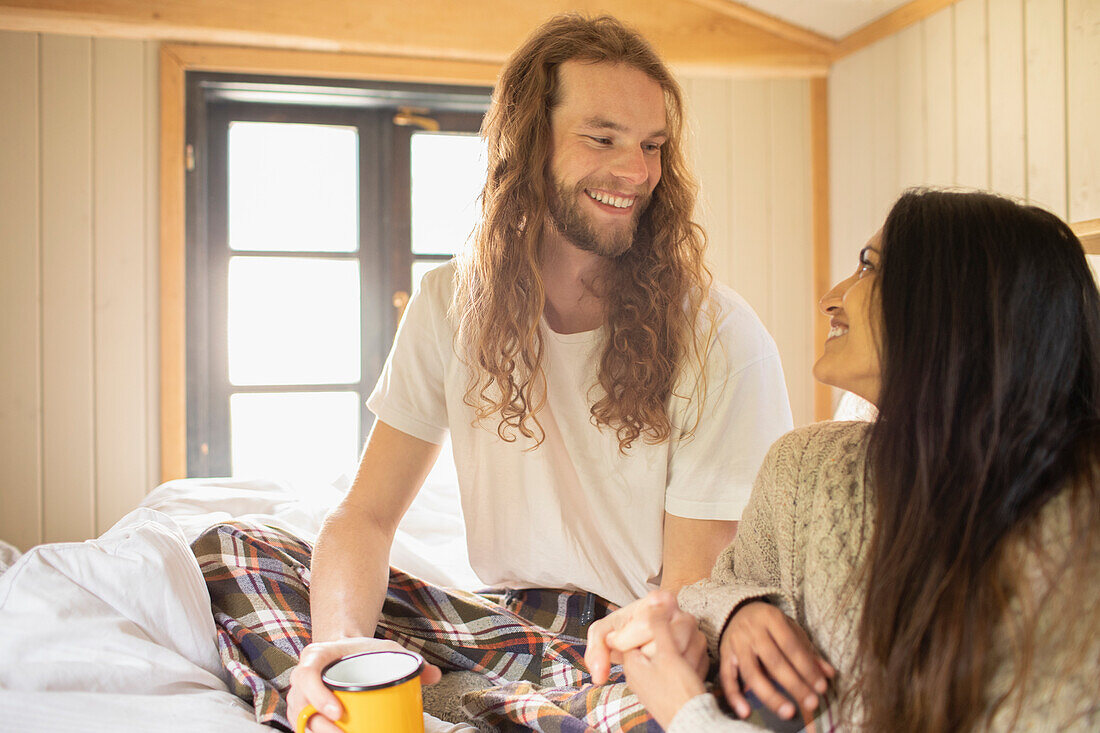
left=610, top=147, right=649, bottom=186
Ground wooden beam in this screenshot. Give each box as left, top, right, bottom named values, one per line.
left=810, top=77, right=832, bottom=422
left=834, top=0, right=961, bottom=59
left=0, top=0, right=830, bottom=75
left=681, top=0, right=836, bottom=54
left=1073, top=218, right=1100, bottom=255
left=159, top=45, right=186, bottom=483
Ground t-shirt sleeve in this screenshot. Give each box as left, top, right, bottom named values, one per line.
left=664, top=298, right=793, bottom=521
left=366, top=266, right=452, bottom=444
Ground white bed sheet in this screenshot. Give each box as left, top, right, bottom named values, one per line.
left=0, top=473, right=478, bottom=732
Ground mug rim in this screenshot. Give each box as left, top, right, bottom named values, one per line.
left=320, top=650, right=425, bottom=692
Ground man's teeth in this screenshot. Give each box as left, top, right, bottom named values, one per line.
left=587, top=190, right=633, bottom=209
left=827, top=325, right=848, bottom=339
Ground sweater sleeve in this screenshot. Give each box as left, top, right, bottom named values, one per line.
left=666, top=694, right=762, bottom=733
left=677, top=429, right=805, bottom=655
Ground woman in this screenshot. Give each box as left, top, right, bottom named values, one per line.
left=586, top=189, right=1100, bottom=731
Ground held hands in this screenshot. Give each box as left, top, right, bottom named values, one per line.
left=718, top=601, right=835, bottom=721
left=288, top=638, right=442, bottom=733
left=585, top=591, right=709, bottom=729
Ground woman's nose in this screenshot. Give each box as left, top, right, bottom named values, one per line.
left=818, top=278, right=848, bottom=315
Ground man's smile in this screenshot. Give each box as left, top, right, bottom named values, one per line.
left=585, top=188, right=636, bottom=210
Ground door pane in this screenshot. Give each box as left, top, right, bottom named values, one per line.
left=228, top=121, right=359, bottom=252
left=228, top=256, right=361, bottom=385
left=410, top=132, right=487, bottom=255
left=230, top=391, right=359, bottom=484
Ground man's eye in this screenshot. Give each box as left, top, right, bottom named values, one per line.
left=589, top=136, right=612, bottom=145
left=643, top=143, right=662, bottom=153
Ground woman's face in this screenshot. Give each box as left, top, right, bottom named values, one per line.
left=813, top=231, right=884, bottom=405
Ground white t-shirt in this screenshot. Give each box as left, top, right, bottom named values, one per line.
left=367, top=261, right=792, bottom=607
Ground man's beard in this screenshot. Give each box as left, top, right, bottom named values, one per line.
left=546, top=178, right=650, bottom=258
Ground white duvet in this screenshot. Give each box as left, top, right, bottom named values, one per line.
left=0, top=473, right=478, bottom=732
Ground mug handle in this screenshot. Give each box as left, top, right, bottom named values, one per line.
left=296, top=704, right=324, bottom=733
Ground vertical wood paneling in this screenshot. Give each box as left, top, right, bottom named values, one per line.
left=829, top=50, right=876, bottom=283
left=144, top=40, right=162, bottom=492
left=870, top=36, right=901, bottom=221
left=93, top=38, right=149, bottom=534
left=988, top=0, right=1028, bottom=198
left=897, top=23, right=927, bottom=190
left=924, top=8, right=957, bottom=185
left=954, top=0, right=990, bottom=189
left=1024, top=0, right=1067, bottom=216
left=684, top=75, right=815, bottom=426
left=728, top=79, right=773, bottom=325
left=1066, top=0, right=1100, bottom=221
left=768, top=80, right=813, bottom=427
left=40, top=35, right=96, bottom=544
left=684, top=77, right=734, bottom=284
left=0, top=32, right=43, bottom=551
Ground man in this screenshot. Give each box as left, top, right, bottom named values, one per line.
left=206, top=13, right=791, bottom=731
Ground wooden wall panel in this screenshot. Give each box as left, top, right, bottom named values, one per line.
left=953, top=0, right=989, bottom=189
left=683, top=77, right=734, bottom=285
left=682, top=76, right=815, bottom=426
left=768, top=80, right=813, bottom=428
left=0, top=31, right=43, bottom=551
left=828, top=51, right=876, bottom=287
left=1067, top=0, right=1100, bottom=222
left=896, top=23, right=927, bottom=190
left=93, top=38, right=150, bottom=535
left=924, top=7, right=957, bottom=185
left=1024, top=0, right=1067, bottom=217
left=728, top=80, right=773, bottom=327
left=870, top=36, right=900, bottom=222
left=988, top=0, right=1027, bottom=199
left=40, top=34, right=95, bottom=543
left=144, top=40, right=161, bottom=493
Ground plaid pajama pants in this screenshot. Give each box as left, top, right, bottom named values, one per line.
left=190, top=520, right=658, bottom=732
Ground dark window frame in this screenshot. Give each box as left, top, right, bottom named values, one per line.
left=184, top=72, right=489, bottom=477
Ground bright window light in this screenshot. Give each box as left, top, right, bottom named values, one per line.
left=228, top=256, right=360, bottom=386
left=228, top=121, right=359, bottom=252
left=231, top=391, right=359, bottom=485
left=410, top=132, right=487, bottom=255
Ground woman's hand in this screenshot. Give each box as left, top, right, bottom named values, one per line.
left=718, top=601, right=834, bottom=721
left=288, top=638, right=442, bottom=733
left=585, top=590, right=707, bottom=684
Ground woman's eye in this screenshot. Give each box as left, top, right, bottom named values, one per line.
left=589, top=136, right=612, bottom=145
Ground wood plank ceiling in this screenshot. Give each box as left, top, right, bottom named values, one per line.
left=0, top=0, right=834, bottom=75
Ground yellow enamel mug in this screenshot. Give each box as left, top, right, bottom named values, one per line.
left=296, top=650, right=425, bottom=733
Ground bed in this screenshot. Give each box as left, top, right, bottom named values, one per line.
left=0, top=450, right=479, bottom=733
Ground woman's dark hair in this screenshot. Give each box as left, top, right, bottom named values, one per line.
left=858, top=189, right=1100, bottom=731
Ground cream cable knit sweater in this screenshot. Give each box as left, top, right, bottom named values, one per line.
left=673, top=421, right=1100, bottom=732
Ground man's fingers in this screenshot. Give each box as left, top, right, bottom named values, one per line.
left=604, top=623, right=656, bottom=653
left=668, top=611, right=700, bottom=654
left=420, top=662, right=443, bottom=686
left=585, top=617, right=618, bottom=684
left=289, top=667, right=342, bottom=724
left=304, top=712, right=345, bottom=733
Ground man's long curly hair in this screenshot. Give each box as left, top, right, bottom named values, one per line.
left=452, top=13, right=713, bottom=452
